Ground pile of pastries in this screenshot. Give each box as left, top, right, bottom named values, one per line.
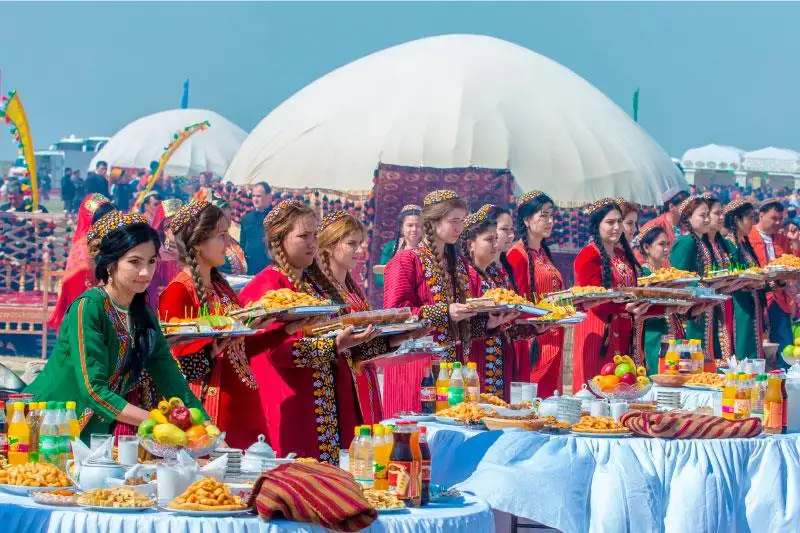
left=436, top=403, right=493, bottom=423
left=363, top=488, right=405, bottom=509
left=257, top=288, right=330, bottom=311
left=77, top=487, right=155, bottom=508
left=685, top=372, right=725, bottom=389
left=638, top=267, right=696, bottom=285
left=534, top=300, right=576, bottom=320
left=481, top=288, right=533, bottom=306
left=479, top=393, right=508, bottom=407
left=0, top=462, right=71, bottom=487
left=571, top=416, right=629, bottom=434
left=168, top=477, right=247, bottom=511
left=769, top=255, right=800, bottom=269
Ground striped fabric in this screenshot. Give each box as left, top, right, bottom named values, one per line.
left=620, top=411, right=763, bottom=439
left=248, top=463, right=377, bottom=532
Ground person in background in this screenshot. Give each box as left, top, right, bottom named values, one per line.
left=209, top=193, right=248, bottom=276
left=41, top=173, right=52, bottom=201
left=375, top=204, right=422, bottom=288
left=240, top=182, right=273, bottom=275
left=61, top=167, right=75, bottom=212
left=85, top=160, right=110, bottom=196
left=72, top=170, right=85, bottom=212
left=652, top=187, right=689, bottom=248
left=146, top=198, right=183, bottom=311
left=113, top=170, right=135, bottom=212
left=140, top=191, right=162, bottom=224
left=620, top=199, right=639, bottom=244
left=749, top=199, right=793, bottom=368
left=0, top=179, right=48, bottom=213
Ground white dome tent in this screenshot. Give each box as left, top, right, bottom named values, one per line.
left=742, top=147, right=800, bottom=174
left=226, top=34, right=685, bottom=206
left=681, top=144, right=744, bottom=171
left=91, top=109, right=247, bottom=177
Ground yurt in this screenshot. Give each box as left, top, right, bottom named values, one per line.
left=91, top=109, right=247, bottom=177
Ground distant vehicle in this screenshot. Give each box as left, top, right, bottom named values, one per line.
left=7, top=134, right=111, bottom=182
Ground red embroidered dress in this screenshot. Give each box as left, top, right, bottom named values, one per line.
left=571, top=244, right=637, bottom=392
left=506, top=241, right=565, bottom=397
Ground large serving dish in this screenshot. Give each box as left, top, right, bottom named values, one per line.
left=31, top=490, right=79, bottom=506
left=650, top=374, right=692, bottom=388
left=164, top=328, right=263, bottom=340
left=588, top=380, right=652, bottom=401
left=0, top=483, right=72, bottom=496
left=139, top=432, right=226, bottom=459
left=162, top=508, right=253, bottom=517
left=482, top=417, right=547, bottom=431
left=526, top=312, right=587, bottom=326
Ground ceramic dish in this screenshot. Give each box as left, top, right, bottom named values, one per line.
left=30, top=490, right=79, bottom=506
left=77, top=504, right=156, bottom=513
left=570, top=430, right=633, bottom=438
left=0, top=484, right=72, bottom=496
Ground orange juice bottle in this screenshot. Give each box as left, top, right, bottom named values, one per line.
left=664, top=340, right=679, bottom=375
left=721, top=373, right=737, bottom=420
left=690, top=340, right=704, bottom=374
left=7, top=402, right=30, bottom=465
left=435, top=363, right=450, bottom=413
left=409, top=423, right=422, bottom=507
left=764, top=371, right=787, bottom=434
left=372, top=425, right=390, bottom=490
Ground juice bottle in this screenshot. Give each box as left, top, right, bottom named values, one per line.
left=465, top=363, right=481, bottom=403
left=372, top=425, right=389, bottom=490
left=409, top=423, right=422, bottom=507
left=664, top=340, right=679, bottom=375
left=56, top=402, right=70, bottom=469
left=388, top=422, right=414, bottom=506
left=764, top=370, right=787, bottom=434
left=7, top=402, right=30, bottom=465
left=658, top=335, right=674, bottom=374
left=352, top=426, right=374, bottom=488
left=435, top=364, right=450, bottom=413
left=721, top=373, right=737, bottom=420
left=0, top=401, right=7, bottom=461
left=26, top=401, right=41, bottom=463
left=734, top=372, right=751, bottom=420
left=5, top=395, right=21, bottom=420
left=691, top=340, right=704, bottom=374
left=751, top=374, right=766, bottom=422
left=448, top=362, right=465, bottom=406
left=678, top=340, right=692, bottom=374
left=348, top=426, right=362, bottom=473
left=65, top=401, right=80, bottom=460
left=39, top=402, right=59, bottom=466
left=419, top=426, right=432, bottom=506
left=420, top=365, right=436, bottom=415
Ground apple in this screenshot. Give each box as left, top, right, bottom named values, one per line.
left=618, top=372, right=637, bottom=386
left=600, top=362, right=616, bottom=376
left=189, top=407, right=205, bottom=426
left=614, top=363, right=633, bottom=377
left=794, top=338, right=800, bottom=347
left=168, top=406, right=193, bottom=431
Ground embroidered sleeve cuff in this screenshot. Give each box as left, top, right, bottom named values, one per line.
left=292, top=337, right=337, bottom=368
left=471, top=313, right=489, bottom=338
left=352, top=337, right=391, bottom=361
left=419, top=303, right=449, bottom=331
left=175, top=350, right=212, bottom=382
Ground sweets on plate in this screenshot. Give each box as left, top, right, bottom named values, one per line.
left=257, top=289, right=330, bottom=311
left=0, top=462, right=71, bottom=487
left=77, top=487, right=155, bottom=508
left=168, top=477, right=247, bottom=511
left=436, top=403, right=493, bottom=423
left=571, top=416, right=629, bottom=434
left=363, top=488, right=405, bottom=509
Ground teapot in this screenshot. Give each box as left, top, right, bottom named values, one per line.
left=574, top=384, right=595, bottom=413
left=536, top=391, right=561, bottom=418
left=67, top=456, right=126, bottom=491
left=241, top=434, right=277, bottom=473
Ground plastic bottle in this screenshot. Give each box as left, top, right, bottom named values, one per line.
left=0, top=401, right=7, bottom=461
left=409, top=423, right=422, bottom=507
left=448, top=362, right=465, bottom=406
left=420, top=365, right=436, bottom=415
left=348, top=426, right=361, bottom=474
left=678, top=340, right=692, bottom=374
left=372, top=425, right=390, bottom=490
left=352, top=426, right=374, bottom=488
left=751, top=374, right=766, bottom=422
left=764, top=370, right=787, bottom=434
left=664, top=340, right=679, bottom=375
left=55, top=402, right=70, bottom=469
left=419, top=426, right=432, bottom=506
left=465, top=362, right=481, bottom=403
left=691, top=340, right=704, bottom=374
left=39, top=402, right=59, bottom=466
left=26, top=401, right=41, bottom=463
left=734, top=372, right=751, bottom=420
left=65, top=401, right=80, bottom=460
left=721, top=373, right=737, bottom=420
left=435, top=364, right=450, bottom=413
left=7, top=402, right=30, bottom=465
left=388, top=422, right=414, bottom=505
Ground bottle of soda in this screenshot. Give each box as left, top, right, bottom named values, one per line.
left=420, top=365, right=436, bottom=414
left=388, top=422, right=414, bottom=506
left=419, top=426, right=432, bottom=506
left=435, top=363, right=450, bottom=413
left=352, top=427, right=374, bottom=489
left=39, top=402, right=59, bottom=466
left=448, top=362, right=465, bottom=406
left=465, top=362, right=480, bottom=403
left=7, top=402, right=30, bottom=465
left=409, top=422, right=422, bottom=507
left=26, top=401, right=41, bottom=463
left=0, top=401, right=7, bottom=461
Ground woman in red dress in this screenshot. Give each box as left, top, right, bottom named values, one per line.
left=158, top=201, right=289, bottom=449
left=237, top=201, right=381, bottom=463
left=571, top=198, right=652, bottom=392
left=48, top=193, right=117, bottom=331
left=147, top=198, right=183, bottom=312
left=506, top=191, right=567, bottom=397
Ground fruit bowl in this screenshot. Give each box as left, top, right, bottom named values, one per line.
left=650, top=374, right=692, bottom=388
left=588, top=380, right=652, bottom=401
left=139, top=432, right=226, bottom=459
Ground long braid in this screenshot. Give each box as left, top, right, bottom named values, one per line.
left=270, top=243, right=302, bottom=289
left=499, top=252, right=518, bottom=293
left=618, top=234, right=641, bottom=280
left=321, top=251, right=348, bottom=303
left=187, top=248, right=208, bottom=310
left=446, top=243, right=470, bottom=348
left=690, top=232, right=707, bottom=274
left=423, top=220, right=452, bottom=301
left=591, top=226, right=614, bottom=289
left=526, top=245, right=537, bottom=300
left=308, top=259, right=344, bottom=305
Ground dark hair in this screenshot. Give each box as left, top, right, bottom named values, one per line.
left=93, top=222, right=161, bottom=383
left=174, top=204, right=228, bottom=309
left=637, top=226, right=667, bottom=257
left=140, top=192, right=162, bottom=213
left=459, top=218, right=498, bottom=280
left=517, top=193, right=555, bottom=298
left=679, top=202, right=713, bottom=275
left=96, top=161, right=108, bottom=169
left=724, top=204, right=758, bottom=267
left=661, top=191, right=689, bottom=214
left=486, top=205, right=518, bottom=293
left=389, top=207, right=422, bottom=258
left=92, top=203, right=118, bottom=224
left=253, top=182, right=271, bottom=195
left=759, top=201, right=784, bottom=214
left=589, top=203, right=640, bottom=288
left=704, top=196, right=730, bottom=266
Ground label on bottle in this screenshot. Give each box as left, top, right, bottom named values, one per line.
left=374, top=461, right=387, bottom=484
left=467, top=386, right=480, bottom=403
left=8, top=436, right=29, bottom=453
left=764, top=401, right=784, bottom=430
left=39, top=435, right=58, bottom=464
left=448, top=387, right=464, bottom=406
left=0, top=433, right=7, bottom=454
left=721, top=399, right=735, bottom=419
left=388, top=461, right=413, bottom=499
left=436, top=387, right=448, bottom=403
left=734, top=400, right=750, bottom=419
left=421, top=459, right=431, bottom=482
left=421, top=386, right=435, bottom=402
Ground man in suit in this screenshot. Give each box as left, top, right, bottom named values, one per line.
left=85, top=161, right=109, bottom=196
left=239, top=181, right=273, bottom=275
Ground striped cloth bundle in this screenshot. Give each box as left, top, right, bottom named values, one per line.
left=620, top=411, right=763, bottom=439
left=247, top=462, right=377, bottom=532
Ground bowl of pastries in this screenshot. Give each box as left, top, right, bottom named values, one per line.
left=570, top=416, right=631, bottom=436
left=31, top=488, right=79, bottom=506
left=0, top=462, right=72, bottom=495
left=435, top=403, right=494, bottom=425
left=167, top=477, right=249, bottom=515
left=684, top=372, right=725, bottom=390
left=77, top=487, right=156, bottom=511
left=638, top=267, right=700, bottom=287
left=363, top=488, right=406, bottom=513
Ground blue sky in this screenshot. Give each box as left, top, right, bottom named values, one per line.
left=1, top=2, right=799, bottom=161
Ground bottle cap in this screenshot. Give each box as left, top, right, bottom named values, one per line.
left=373, top=424, right=383, bottom=437
left=359, top=426, right=371, bottom=436
left=66, top=401, right=76, bottom=409
left=56, top=401, right=66, bottom=409
left=420, top=426, right=427, bottom=434
left=453, top=362, right=462, bottom=369
left=13, top=402, right=24, bottom=409
left=47, top=401, right=57, bottom=409
left=0, top=401, right=4, bottom=408
left=39, top=402, right=46, bottom=409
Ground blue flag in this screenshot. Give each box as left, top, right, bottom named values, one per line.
left=181, top=79, right=189, bottom=109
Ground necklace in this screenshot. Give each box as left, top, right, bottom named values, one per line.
left=102, top=287, right=132, bottom=333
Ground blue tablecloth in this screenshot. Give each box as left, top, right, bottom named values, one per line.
left=418, top=423, right=800, bottom=533
left=0, top=492, right=494, bottom=533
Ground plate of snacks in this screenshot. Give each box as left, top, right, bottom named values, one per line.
left=161, top=314, right=261, bottom=339
left=479, top=393, right=508, bottom=408
left=232, top=288, right=342, bottom=321
left=397, top=412, right=436, bottom=422
left=363, top=488, right=407, bottom=513
left=684, top=372, right=725, bottom=390
left=467, top=288, right=549, bottom=316
left=166, top=477, right=250, bottom=516
left=538, top=416, right=571, bottom=434
left=77, top=487, right=157, bottom=512
left=430, top=487, right=465, bottom=505
left=650, top=374, right=692, bottom=388
left=435, top=403, right=493, bottom=427
left=570, top=416, right=632, bottom=437
left=30, top=489, right=79, bottom=506
left=0, top=463, right=73, bottom=495
left=638, top=267, right=700, bottom=287
left=544, top=287, right=623, bottom=305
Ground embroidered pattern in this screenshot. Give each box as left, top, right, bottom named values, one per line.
left=478, top=265, right=505, bottom=397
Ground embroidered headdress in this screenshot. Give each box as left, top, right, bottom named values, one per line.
left=161, top=198, right=184, bottom=219
left=264, top=200, right=306, bottom=228
left=318, top=210, right=350, bottom=233
left=400, top=204, right=422, bottom=214
left=463, top=204, right=495, bottom=230
left=170, top=200, right=210, bottom=234
left=723, top=197, right=755, bottom=215
left=518, top=190, right=545, bottom=207
left=87, top=212, right=148, bottom=243
left=583, top=197, right=622, bottom=216
left=423, top=190, right=459, bottom=206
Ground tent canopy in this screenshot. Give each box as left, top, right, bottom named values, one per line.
left=226, top=34, right=684, bottom=205
left=743, top=146, right=800, bottom=174
left=681, top=144, right=744, bottom=170
left=91, top=108, right=247, bottom=177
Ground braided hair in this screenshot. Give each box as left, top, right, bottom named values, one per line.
left=724, top=203, right=758, bottom=267
left=264, top=202, right=317, bottom=289
left=174, top=204, right=229, bottom=310
left=589, top=203, right=640, bottom=288
left=314, top=211, right=368, bottom=304
left=517, top=193, right=555, bottom=299
left=679, top=198, right=713, bottom=274
left=636, top=226, right=668, bottom=267
left=485, top=205, right=518, bottom=293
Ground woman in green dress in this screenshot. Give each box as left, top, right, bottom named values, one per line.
left=669, top=196, right=732, bottom=362
left=25, top=211, right=206, bottom=441
left=722, top=198, right=766, bottom=359
left=374, top=204, right=422, bottom=288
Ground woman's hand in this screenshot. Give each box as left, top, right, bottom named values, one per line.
left=449, top=303, right=477, bottom=323
left=336, top=325, right=380, bottom=353
left=487, top=311, right=519, bottom=330
left=248, top=315, right=277, bottom=330
left=625, top=301, right=651, bottom=317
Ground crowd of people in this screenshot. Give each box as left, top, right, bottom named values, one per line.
left=15, top=172, right=800, bottom=463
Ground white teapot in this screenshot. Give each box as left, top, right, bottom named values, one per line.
left=241, top=434, right=277, bottom=473
left=68, top=456, right=126, bottom=491
left=574, top=384, right=595, bottom=413
left=536, top=391, right=561, bottom=418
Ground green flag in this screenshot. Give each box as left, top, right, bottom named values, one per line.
left=633, top=88, right=640, bottom=122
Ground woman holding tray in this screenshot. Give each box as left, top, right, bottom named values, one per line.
left=506, top=191, right=567, bottom=397
left=572, top=198, right=653, bottom=392
left=158, top=201, right=291, bottom=449
left=670, top=195, right=732, bottom=362
left=238, top=201, right=385, bottom=463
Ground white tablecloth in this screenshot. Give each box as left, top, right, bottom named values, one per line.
left=413, top=423, right=800, bottom=533
left=641, top=385, right=721, bottom=411
left=0, top=492, right=495, bottom=533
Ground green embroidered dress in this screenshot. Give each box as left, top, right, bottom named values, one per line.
left=635, top=266, right=669, bottom=374
left=25, top=288, right=205, bottom=440
left=722, top=239, right=766, bottom=359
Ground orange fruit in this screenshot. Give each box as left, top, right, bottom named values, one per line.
left=599, top=374, right=620, bottom=392
left=185, top=425, right=207, bottom=442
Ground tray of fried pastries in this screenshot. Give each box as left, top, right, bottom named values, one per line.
left=160, top=315, right=264, bottom=340
left=619, top=287, right=695, bottom=307
left=229, top=288, right=344, bottom=321
left=637, top=267, right=701, bottom=288
left=304, top=308, right=424, bottom=338
left=164, top=477, right=250, bottom=516
left=467, top=288, right=549, bottom=317
left=544, top=286, right=625, bottom=306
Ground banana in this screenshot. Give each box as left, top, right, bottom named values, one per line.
left=636, top=366, right=646, bottom=377
left=620, top=355, right=636, bottom=369
left=150, top=409, right=168, bottom=425
left=613, top=355, right=623, bottom=365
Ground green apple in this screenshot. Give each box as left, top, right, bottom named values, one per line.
left=188, top=407, right=205, bottom=426
left=784, top=345, right=795, bottom=358
left=137, top=418, right=157, bottom=437
left=614, top=363, right=633, bottom=377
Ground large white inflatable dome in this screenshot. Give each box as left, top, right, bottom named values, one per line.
left=92, top=109, right=247, bottom=177
left=226, top=34, right=685, bottom=204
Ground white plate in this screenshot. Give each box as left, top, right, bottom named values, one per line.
left=162, top=507, right=253, bottom=517
left=0, top=484, right=72, bottom=496
left=78, top=504, right=157, bottom=513
left=30, top=491, right=79, bottom=506
left=377, top=507, right=410, bottom=514
left=398, top=414, right=436, bottom=422
left=570, top=430, right=632, bottom=438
